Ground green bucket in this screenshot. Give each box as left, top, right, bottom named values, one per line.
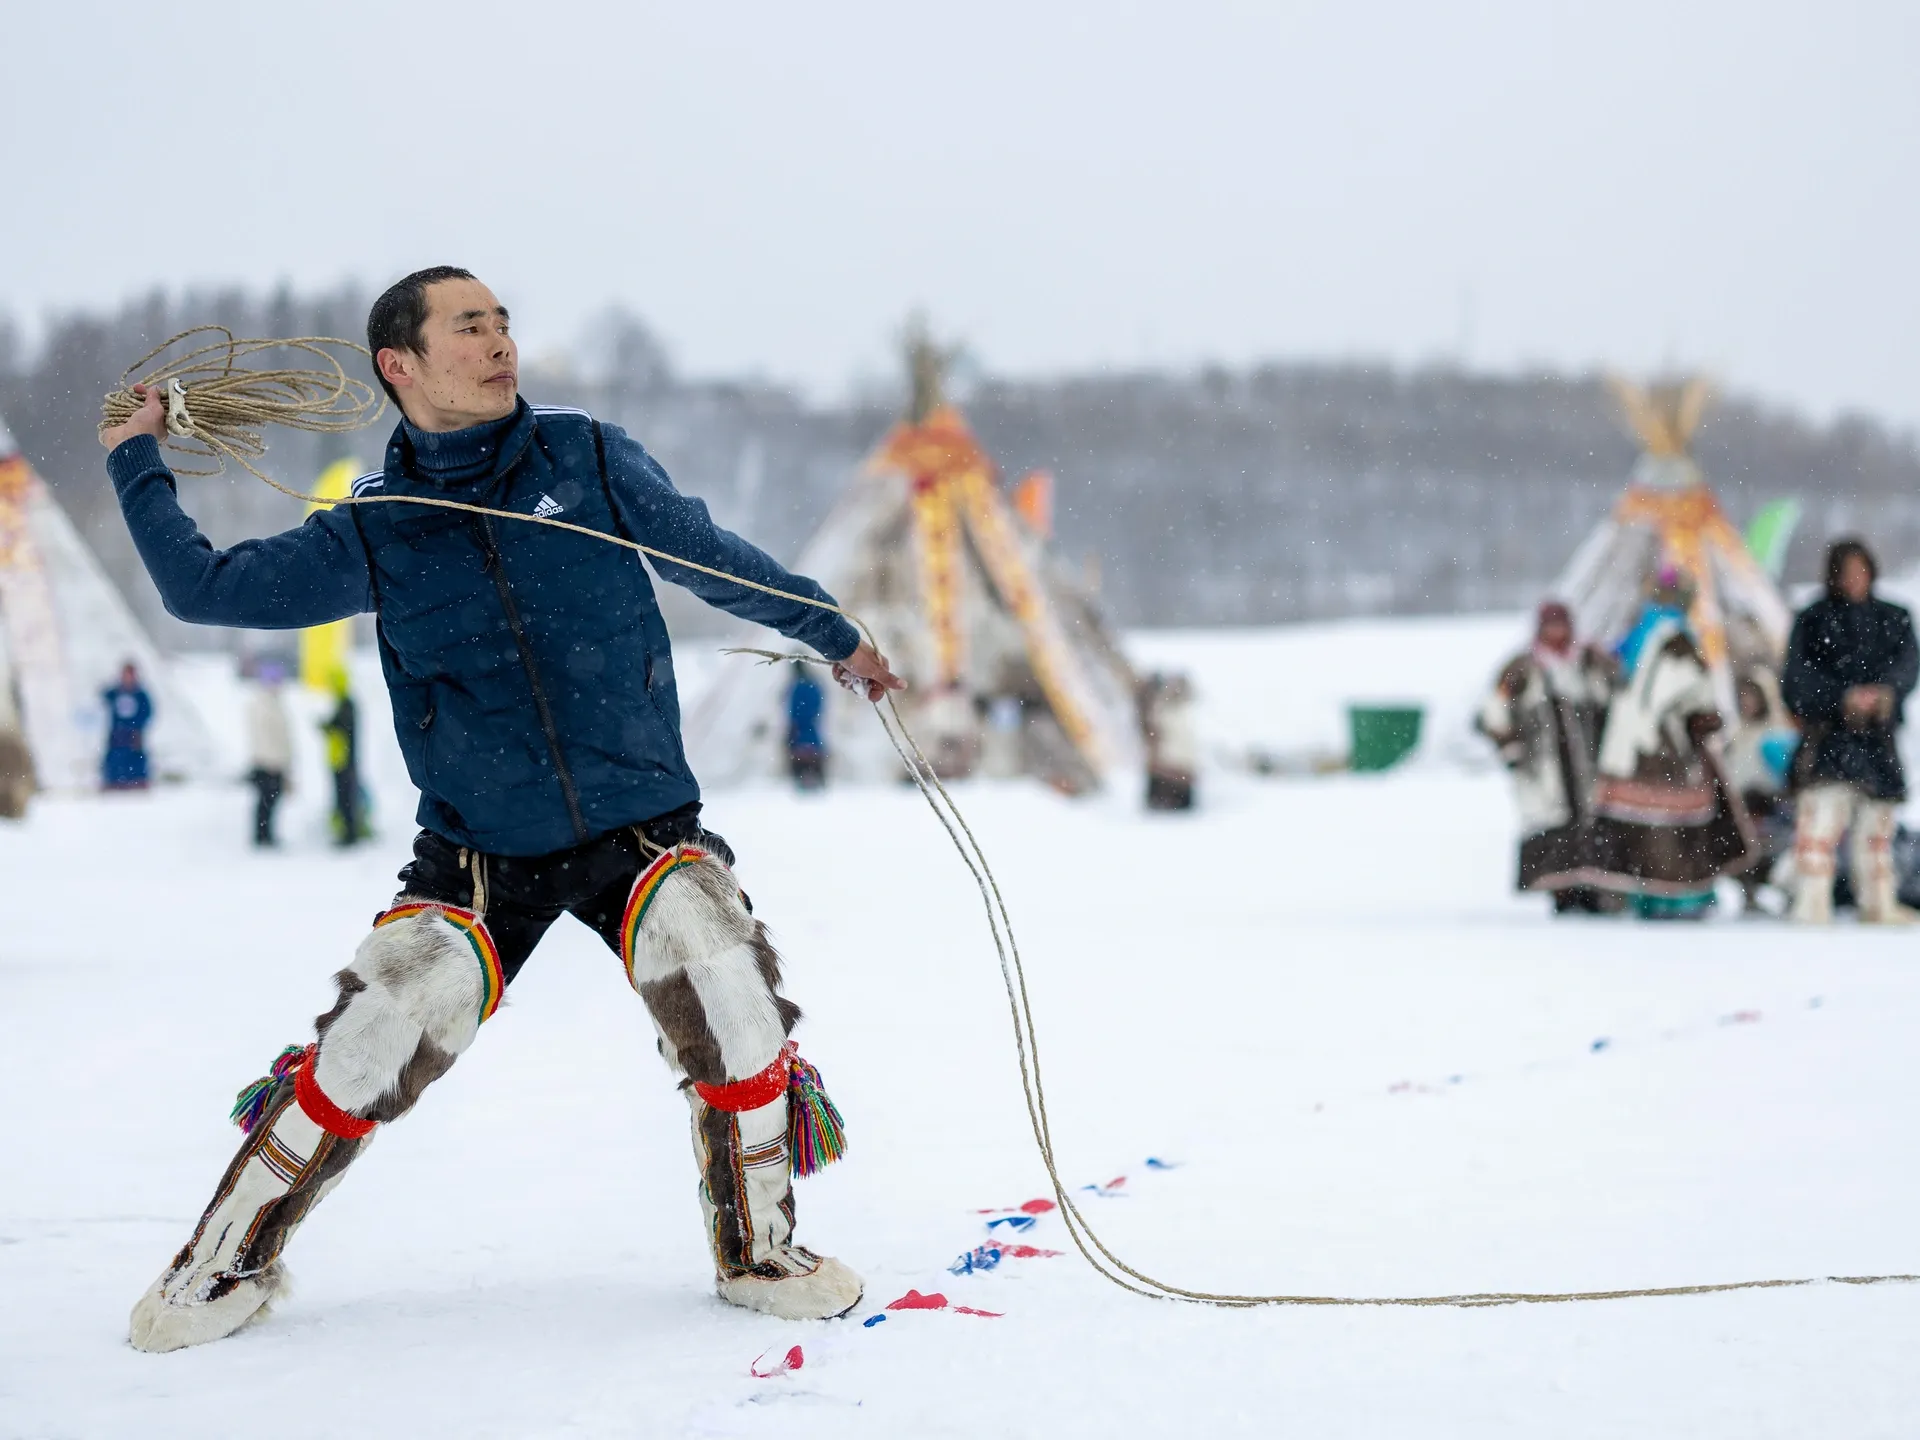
left=1347, top=704, right=1424, bottom=772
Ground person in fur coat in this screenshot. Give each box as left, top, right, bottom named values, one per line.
left=1478, top=601, right=1620, bottom=914
left=1781, top=537, right=1919, bottom=923
left=1585, top=571, right=1752, bottom=918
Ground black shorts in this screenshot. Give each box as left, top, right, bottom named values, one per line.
left=387, top=802, right=736, bottom=985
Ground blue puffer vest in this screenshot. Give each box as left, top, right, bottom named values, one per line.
left=350, top=404, right=695, bottom=855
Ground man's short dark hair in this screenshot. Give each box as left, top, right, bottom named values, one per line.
left=1826, top=537, right=1879, bottom=598
left=367, top=266, right=475, bottom=403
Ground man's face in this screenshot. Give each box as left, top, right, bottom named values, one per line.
left=1840, top=553, right=1873, bottom=604
left=380, top=277, right=519, bottom=430
left=1538, top=617, right=1571, bottom=652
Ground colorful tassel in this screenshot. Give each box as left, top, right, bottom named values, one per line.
left=787, top=1053, right=847, bottom=1177
left=229, top=1044, right=309, bottom=1133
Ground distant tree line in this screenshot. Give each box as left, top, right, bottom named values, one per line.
left=4, top=286, right=1917, bottom=653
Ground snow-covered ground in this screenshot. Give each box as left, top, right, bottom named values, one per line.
left=1130, top=613, right=1525, bottom=767
left=4, top=621, right=1919, bottom=1439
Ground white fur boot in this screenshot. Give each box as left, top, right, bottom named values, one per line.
left=689, top=1081, right=863, bottom=1320
left=1791, top=871, right=1835, bottom=925
left=130, top=904, right=494, bottom=1352
left=717, top=1250, right=865, bottom=1320
left=130, top=1079, right=351, bottom=1352
left=623, top=845, right=862, bottom=1321
left=1791, top=784, right=1850, bottom=925
left=130, top=1263, right=292, bottom=1355
left=1854, top=800, right=1918, bottom=924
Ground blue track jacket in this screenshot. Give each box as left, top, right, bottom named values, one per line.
left=107, top=401, right=860, bottom=854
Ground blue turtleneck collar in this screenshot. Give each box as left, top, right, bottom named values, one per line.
left=401, top=402, right=523, bottom=486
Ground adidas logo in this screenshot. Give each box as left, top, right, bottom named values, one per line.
left=532, top=493, right=565, bottom=519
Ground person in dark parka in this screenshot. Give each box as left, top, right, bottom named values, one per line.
left=1782, top=538, right=1919, bottom=922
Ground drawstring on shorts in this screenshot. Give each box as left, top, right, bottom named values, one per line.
left=459, top=847, right=489, bottom=919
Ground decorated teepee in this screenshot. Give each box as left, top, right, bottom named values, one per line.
left=0, top=411, right=214, bottom=803
left=1551, top=376, right=1790, bottom=713
left=684, top=327, right=1141, bottom=791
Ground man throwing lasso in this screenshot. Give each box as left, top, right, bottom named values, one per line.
left=100, top=267, right=903, bottom=1351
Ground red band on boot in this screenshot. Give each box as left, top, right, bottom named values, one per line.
left=294, top=1048, right=378, bottom=1139
left=693, top=1042, right=795, bottom=1113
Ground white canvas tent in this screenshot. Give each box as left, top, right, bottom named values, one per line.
left=1551, top=377, right=1791, bottom=714
left=684, top=348, right=1140, bottom=791
left=0, top=413, right=215, bottom=802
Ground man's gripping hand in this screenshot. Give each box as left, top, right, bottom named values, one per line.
left=100, top=384, right=168, bottom=451
left=833, top=641, right=907, bottom=703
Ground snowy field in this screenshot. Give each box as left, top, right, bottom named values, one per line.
left=1129, top=612, right=1526, bottom=766
left=4, top=621, right=1920, bottom=1438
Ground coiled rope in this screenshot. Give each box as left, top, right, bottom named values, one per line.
left=102, top=331, right=1920, bottom=1309
left=99, top=328, right=385, bottom=476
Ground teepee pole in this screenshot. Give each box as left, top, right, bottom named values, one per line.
left=957, top=467, right=1109, bottom=770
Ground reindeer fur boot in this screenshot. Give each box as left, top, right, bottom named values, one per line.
left=130, top=902, right=500, bottom=1352
left=1790, top=784, right=1849, bottom=925
left=1851, top=799, right=1919, bottom=924
left=622, top=845, right=861, bottom=1321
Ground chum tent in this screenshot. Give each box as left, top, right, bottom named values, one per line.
left=684, top=333, right=1141, bottom=791
left=1551, top=377, right=1791, bottom=713
left=0, top=412, right=214, bottom=804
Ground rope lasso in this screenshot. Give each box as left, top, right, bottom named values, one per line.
left=103, top=333, right=1920, bottom=1309
left=100, top=328, right=385, bottom=477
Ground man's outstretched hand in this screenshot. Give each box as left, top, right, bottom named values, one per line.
left=100, top=383, right=168, bottom=450
left=833, top=641, right=907, bottom=702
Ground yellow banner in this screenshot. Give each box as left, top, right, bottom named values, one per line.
left=299, top=458, right=359, bottom=692
left=909, top=473, right=967, bottom=688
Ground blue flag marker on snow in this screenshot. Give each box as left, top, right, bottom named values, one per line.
left=950, top=1245, right=1004, bottom=1276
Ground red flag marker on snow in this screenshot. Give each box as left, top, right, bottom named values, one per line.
left=884, top=1289, right=1003, bottom=1318
left=974, top=1197, right=1060, bottom=1216
left=887, top=1289, right=950, bottom=1310
left=749, top=1344, right=805, bottom=1378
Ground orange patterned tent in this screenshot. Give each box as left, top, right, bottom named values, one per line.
left=863, top=403, right=1128, bottom=775
left=1551, top=378, right=1790, bottom=714
left=685, top=332, right=1140, bottom=791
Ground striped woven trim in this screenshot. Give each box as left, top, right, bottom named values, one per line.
left=741, top=1135, right=789, bottom=1169
left=373, top=902, right=504, bottom=1024
left=257, top=1128, right=312, bottom=1186
left=620, top=846, right=710, bottom=990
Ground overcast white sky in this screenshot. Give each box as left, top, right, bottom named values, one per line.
left=6, top=2, right=1917, bottom=425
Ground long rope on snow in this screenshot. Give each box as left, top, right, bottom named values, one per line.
left=104, top=332, right=1920, bottom=1310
